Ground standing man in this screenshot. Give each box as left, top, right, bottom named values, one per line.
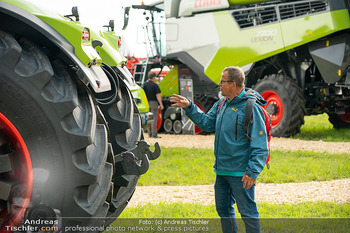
left=170, top=66, right=268, bottom=233
left=143, top=71, right=164, bottom=138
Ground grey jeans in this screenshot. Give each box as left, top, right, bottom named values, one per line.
left=148, top=100, right=159, bottom=137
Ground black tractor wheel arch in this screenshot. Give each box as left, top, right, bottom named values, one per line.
left=0, top=30, right=136, bottom=231
left=253, top=74, right=306, bottom=137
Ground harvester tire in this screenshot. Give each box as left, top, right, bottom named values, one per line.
left=327, top=112, right=350, bottom=128
left=253, top=74, right=306, bottom=137
left=0, top=31, right=120, bottom=231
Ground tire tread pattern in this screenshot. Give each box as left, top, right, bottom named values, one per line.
left=254, top=74, right=306, bottom=137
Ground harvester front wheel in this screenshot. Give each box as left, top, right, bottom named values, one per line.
left=253, top=74, right=306, bottom=137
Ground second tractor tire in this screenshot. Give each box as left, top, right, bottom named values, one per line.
left=253, top=74, right=306, bottom=137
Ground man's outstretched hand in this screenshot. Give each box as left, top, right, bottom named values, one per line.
left=169, top=94, right=190, bottom=109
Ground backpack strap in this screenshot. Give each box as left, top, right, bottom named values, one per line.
left=217, top=97, right=227, bottom=113
left=243, top=98, right=256, bottom=141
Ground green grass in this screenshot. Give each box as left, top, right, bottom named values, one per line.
left=292, top=113, right=350, bottom=142
left=120, top=202, right=217, bottom=218
left=258, top=150, right=350, bottom=183
left=139, top=148, right=350, bottom=186
left=119, top=202, right=350, bottom=218
left=115, top=202, right=350, bottom=233
left=109, top=202, right=349, bottom=233
left=138, top=148, right=213, bottom=186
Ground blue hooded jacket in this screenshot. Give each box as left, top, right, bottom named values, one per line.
left=184, top=89, right=269, bottom=180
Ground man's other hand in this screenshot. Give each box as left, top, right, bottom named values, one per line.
left=242, top=174, right=256, bottom=189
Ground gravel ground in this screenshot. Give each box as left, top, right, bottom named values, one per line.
left=130, top=134, right=350, bottom=206
left=145, top=134, right=350, bottom=154
left=130, top=179, right=350, bottom=207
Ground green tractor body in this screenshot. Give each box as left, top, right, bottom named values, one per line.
left=127, top=0, right=350, bottom=136
left=0, top=0, right=159, bottom=231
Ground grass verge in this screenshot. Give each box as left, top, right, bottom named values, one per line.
left=138, top=148, right=350, bottom=186
left=292, top=113, right=350, bottom=142
left=113, top=202, right=349, bottom=232
left=119, top=202, right=350, bottom=218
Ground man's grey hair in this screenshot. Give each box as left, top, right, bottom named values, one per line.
left=148, top=71, right=157, bottom=80
left=223, top=66, right=245, bottom=88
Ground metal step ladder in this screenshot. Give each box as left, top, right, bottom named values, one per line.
left=134, top=63, right=148, bottom=85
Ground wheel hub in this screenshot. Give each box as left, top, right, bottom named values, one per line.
left=0, top=113, right=32, bottom=231
left=266, top=102, right=279, bottom=116
left=261, top=90, right=284, bottom=128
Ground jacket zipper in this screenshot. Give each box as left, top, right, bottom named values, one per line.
left=235, top=115, right=238, bottom=140
left=215, top=100, right=233, bottom=170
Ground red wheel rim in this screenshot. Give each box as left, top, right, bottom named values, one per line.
left=194, top=102, right=204, bottom=134
left=156, top=108, right=162, bottom=131
left=0, top=113, right=33, bottom=232
left=261, top=90, right=283, bottom=128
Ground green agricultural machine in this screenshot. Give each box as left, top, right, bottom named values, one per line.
left=0, top=0, right=159, bottom=232
left=127, top=0, right=350, bottom=136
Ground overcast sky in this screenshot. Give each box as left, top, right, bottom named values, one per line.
left=27, top=0, right=156, bottom=57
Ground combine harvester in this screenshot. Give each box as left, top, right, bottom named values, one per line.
left=126, top=0, right=350, bottom=136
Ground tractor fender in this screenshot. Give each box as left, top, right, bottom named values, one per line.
left=0, top=1, right=111, bottom=93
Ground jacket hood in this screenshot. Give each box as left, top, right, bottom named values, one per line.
left=242, top=88, right=267, bottom=106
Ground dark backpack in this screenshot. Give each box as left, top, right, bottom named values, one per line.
left=217, top=91, right=271, bottom=169
left=244, top=96, right=271, bottom=169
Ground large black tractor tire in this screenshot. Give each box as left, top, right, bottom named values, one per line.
left=0, top=31, right=136, bottom=231
left=328, top=112, right=350, bottom=128
left=97, top=68, right=143, bottom=225
left=253, top=74, right=306, bottom=137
